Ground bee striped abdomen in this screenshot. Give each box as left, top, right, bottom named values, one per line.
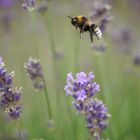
left=93, top=27, right=102, bottom=40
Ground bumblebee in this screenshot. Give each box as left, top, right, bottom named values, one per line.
left=67, top=15, right=102, bottom=42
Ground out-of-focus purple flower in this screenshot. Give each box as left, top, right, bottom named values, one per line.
left=85, top=99, right=110, bottom=132
left=111, top=27, right=132, bottom=43
left=24, top=57, right=44, bottom=90
left=133, top=53, right=140, bottom=66
left=92, top=44, right=106, bottom=53
left=0, top=57, right=22, bottom=120
left=89, top=1, right=113, bottom=33
left=6, top=104, right=22, bottom=120
left=0, top=0, right=13, bottom=8
left=22, top=0, right=35, bottom=11
left=0, top=12, right=15, bottom=32
left=37, top=1, right=47, bottom=13
left=111, top=26, right=134, bottom=54
left=0, top=57, right=4, bottom=66
left=64, top=72, right=100, bottom=102
left=99, top=15, right=113, bottom=32
left=90, top=1, right=111, bottom=20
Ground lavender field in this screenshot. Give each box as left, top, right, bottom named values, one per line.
left=0, top=0, right=140, bottom=140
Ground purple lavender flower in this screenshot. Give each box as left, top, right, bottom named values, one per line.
left=0, top=57, right=14, bottom=92
left=90, top=1, right=111, bottom=20
left=24, top=57, right=44, bottom=90
left=111, top=27, right=132, bottom=44
left=37, top=1, right=47, bottom=13
left=133, top=53, right=140, bottom=66
left=6, top=104, right=22, bottom=120
left=99, top=15, right=113, bottom=32
left=72, top=101, right=83, bottom=112
left=72, top=98, right=110, bottom=137
left=0, top=88, right=21, bottom=107
left=0, top=57, right=22, bottom=120
left=64, top=72, right=110, bottom=139
left=0, top=13, right=14, bottom=32
left=0, top=0, right=13, bottom=8
left=85, top=99, right=110, bottom=132
left=22, top=0, right=35, bottom=11
left=89, top=1, right=113, bottom=33
left=92, top=44, right=106, bottom=53
left=64, top=72, right=100, bottom=102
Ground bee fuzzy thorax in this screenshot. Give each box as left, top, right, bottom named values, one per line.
left=77, top=15, right=84, bottom=23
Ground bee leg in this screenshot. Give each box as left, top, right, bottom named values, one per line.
left=80, top=24, right=87, bottom=38
left=79, top=30, right=83, bottom=38
left=89, top=29, right=93, bottom=43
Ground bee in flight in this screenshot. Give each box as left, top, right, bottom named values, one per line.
left=67, top=15, right=102, bottom=42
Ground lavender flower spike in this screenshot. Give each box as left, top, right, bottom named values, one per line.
left=24, top=57, right=44, bottom=90
left=64, top=71, right=110, bottom=139
left=0, top=0, right=13, bottom=8
left=0, top=88, right=22, bottom=107
left=6, top=104, right=22, bottom=120
left=64, top=72, right=100, bottom=102
left=0, top=57, right=14, bottom=92
left=0, top=57, right=22, bottom=120
left=85, top=99, right=110, bottom=133
left=22, top=0, right=36, bottom=12
left=89, top=0, right=113, bottom=33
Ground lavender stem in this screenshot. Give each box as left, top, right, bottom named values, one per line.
left=29, top=11, right=52, bottom=121
left=17, top=120, right=23, bottom=140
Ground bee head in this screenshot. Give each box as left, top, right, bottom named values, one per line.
left=67, top=16, right=78, bottom=27
left=71, top=18, right=78, bottom=26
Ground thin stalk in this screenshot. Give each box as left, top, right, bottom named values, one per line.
left=44, top=15, right=66, bottom=138
left=29, top=11, right=52, bottom=120
left=16, top=120, right=23, bottom=140
left=44, top=15, right=61, bottom=106
left=42, top=77, right=52, bottom=119
left=93, top=135, right=100, bottom=140
left=89, top=131, right=101, bottom=140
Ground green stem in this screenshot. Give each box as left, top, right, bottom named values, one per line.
left=29, top=11, right=52, bottom=120
left=94, top=135, right=100, bottom=140
left=17, top=120, right=23, bottom=140
left=45, top=15, right=61, bottom=103
left=89, top=132, right=100, bottom=140
left=42, top=77, right=52, bottom=119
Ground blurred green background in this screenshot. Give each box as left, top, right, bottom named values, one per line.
left=0, top=0, right=140, bottom=140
